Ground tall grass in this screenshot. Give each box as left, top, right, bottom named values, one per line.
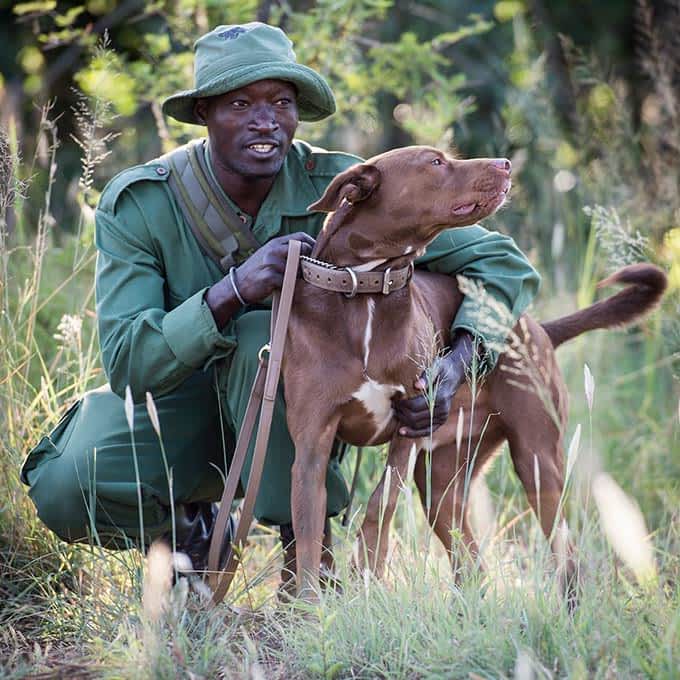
left=1, top=23, right=679, bottom=679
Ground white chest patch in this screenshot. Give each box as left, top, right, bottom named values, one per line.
left=363, top=298, right=375, bottom=370
left=352, top=378, right=405, bottom=439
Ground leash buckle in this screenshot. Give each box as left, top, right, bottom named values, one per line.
left=343, top=267, right=359, bottom=298
left=381, top=267, right=393, bottom=295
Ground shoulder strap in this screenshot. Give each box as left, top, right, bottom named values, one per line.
left=157, top=140, right=259, bottom=272
left=190, top=142, right=261, bottom=256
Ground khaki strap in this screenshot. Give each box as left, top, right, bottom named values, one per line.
left=208, top=240, right=302, bottom=604
left=159, top=140, right=260, bottom=272
left=300, top=256, right=413, bottom=297
left=190, top=143, right=261, bottom=263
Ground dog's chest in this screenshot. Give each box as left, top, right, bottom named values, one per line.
left=337, top=377, right=405, bottom=446
left=354, top=377, right=405, bottom=426
left=336, top=298, right=412, bottom=444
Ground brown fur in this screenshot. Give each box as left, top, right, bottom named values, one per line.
left=281, top=145, right=667, bottom=600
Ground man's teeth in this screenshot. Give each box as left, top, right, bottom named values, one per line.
left=249, top=144, right=275, bottom=153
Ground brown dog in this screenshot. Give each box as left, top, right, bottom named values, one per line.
left=281, top=146, right=667, bottom=599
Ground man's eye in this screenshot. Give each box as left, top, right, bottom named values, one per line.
left=431, top=158, right=443, bottom=166
left=276, top=98, right=292, bottom=106
left=232, top=100, right=248, bottom=108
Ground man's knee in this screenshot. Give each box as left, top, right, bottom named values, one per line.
left=27, top=456, right=94, bottom=543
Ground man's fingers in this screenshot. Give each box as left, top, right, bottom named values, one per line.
left=394, top=405, right=448, bottom=428
left=284, top=232, right=316, bottom=248
left=272, top=236, right=314, bottom=262
left=398, top=423, right=446, bottom=438
left=398, top=412, right=447, bottom=431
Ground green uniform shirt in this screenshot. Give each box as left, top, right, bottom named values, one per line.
left=95, top=139, right=540, bottom=401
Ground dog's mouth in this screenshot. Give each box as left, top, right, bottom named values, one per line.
left=455, top=179, right=511, bottom=218
left=452, top=202, right=477, bottom=216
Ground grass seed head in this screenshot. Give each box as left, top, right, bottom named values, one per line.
left=592, top=472, right=658, bottom=585
left=143, top=541, right=173, bottom=624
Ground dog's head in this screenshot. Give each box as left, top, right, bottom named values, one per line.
left=308, top=146, right=511, bottom=263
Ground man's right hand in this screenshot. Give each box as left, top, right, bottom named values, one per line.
left=205, top=232, right=315, bottom=329
left=235, top=232, right=315, bottom=304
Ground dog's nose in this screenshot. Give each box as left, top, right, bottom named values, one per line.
left=492, top=158, right=511, bottom=173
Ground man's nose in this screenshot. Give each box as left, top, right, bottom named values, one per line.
left=248, top=105, right=279, bottom=132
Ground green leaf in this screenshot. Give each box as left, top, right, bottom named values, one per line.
left=38, top=27, right=83, bottom=45
left=13, top=0, right=56, bottom=15
left=494, top=1, right=525, bottom=23
left=431, top=21, right=493, bottom=49
left=326, top=661, right=344, bottom=679
left=55, top=6, right=85, bottom=27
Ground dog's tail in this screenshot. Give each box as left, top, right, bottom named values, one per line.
left=541, top=263, right=667, bottom=349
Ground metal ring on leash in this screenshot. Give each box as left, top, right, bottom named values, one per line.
left=258, top=343, right=271, bottom=361
left=343, top=267, right=359, bottom=298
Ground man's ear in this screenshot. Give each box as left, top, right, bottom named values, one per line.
left=308, top=163, right=381, bottom=212
left=194, top=98, right=209, bottom=125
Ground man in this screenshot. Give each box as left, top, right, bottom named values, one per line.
left=22, top=23, right=540, bottom=579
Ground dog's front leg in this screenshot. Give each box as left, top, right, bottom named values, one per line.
left=290, top=418, right=339, bottom=599
left=358, top=435, right=419, bottom=577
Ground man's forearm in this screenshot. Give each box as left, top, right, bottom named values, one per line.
left=205, top=276, right=243, bottom=330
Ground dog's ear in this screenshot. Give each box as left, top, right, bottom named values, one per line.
left=307, top=163, right=381, bottom=212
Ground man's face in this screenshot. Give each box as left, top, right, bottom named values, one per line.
left=195, top=79, right=299, bottom=180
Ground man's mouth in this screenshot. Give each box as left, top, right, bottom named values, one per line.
left=245, top=142, right=279, bottom=156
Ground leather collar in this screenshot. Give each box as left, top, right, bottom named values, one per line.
left=300, top=255, right=414, bottom=297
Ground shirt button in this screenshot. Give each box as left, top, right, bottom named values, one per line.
left=305, top=159, right=315, bottom=171
left=155, top=166, right=167, bottom=176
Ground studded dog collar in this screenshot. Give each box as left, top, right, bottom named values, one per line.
left=300, top=255, right=414, bottom=298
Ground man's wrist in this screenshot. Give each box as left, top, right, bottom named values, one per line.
left=205, top=278, right=242, bottom=330
left=449, top=330, right=475, bottom=362
left=228, top=267, right=248, bottom=305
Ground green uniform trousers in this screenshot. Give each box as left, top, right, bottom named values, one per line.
left=21, top=310, right=349, bottom=547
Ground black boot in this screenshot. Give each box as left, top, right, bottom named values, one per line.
left=173, top=502, right=235, bottom=574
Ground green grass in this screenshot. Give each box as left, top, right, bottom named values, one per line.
left=1, top=208, right=678, bottom=679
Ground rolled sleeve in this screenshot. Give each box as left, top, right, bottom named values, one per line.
left=162, top=288, right=236, bottom=370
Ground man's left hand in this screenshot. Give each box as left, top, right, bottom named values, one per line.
left=393, top=331, right=475, bottom=438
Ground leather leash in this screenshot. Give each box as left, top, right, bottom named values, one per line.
left=208, top=239, right=301, bottom=604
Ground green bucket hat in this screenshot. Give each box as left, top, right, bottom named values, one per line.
left=162, top=22, right=336, bottom=125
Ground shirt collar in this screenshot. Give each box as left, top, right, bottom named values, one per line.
left=264, top=141, right=320, bottom=217
left=205, top=139, right=319, bottom=243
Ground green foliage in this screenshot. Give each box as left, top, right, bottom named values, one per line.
left=13, top=0, right=57, bottom=14
left=1, top=1, right=679, bottom=675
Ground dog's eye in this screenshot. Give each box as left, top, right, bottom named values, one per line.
left=431, top=158, right=443, bottom=166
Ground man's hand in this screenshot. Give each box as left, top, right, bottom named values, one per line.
left=235, top=232, right=315, bottom=304
left=392, top=331, right=475, bottom=438
left=206, top=232, right=314, bottom=328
